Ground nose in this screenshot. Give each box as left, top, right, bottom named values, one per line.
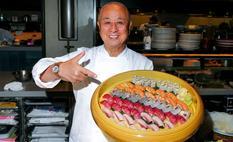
left=110, top=22, right=118, bottom=32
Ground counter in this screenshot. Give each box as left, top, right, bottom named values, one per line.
left=1, top=71, right=233, bottom=97
left=0, top=71, right=45, bottom=97
left=0, top=71, right=73, bottom=97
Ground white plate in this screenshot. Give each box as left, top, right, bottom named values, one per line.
left=214, top=128, right=233, bottom=137
left=152, top=39, right=176, bottom=43
left=216, top=39, right=233, bottom=43
left=216, top=44, right=233, bottom=48
left=179, top=33, right=201, bottom=40
left=179, top=40, right=201, bottom=43
left=180, top=48, right=199, bottom=51
left=216, top=41, right=233, bottom=45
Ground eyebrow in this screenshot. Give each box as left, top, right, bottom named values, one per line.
left=101, top=17, right=127, bottom=21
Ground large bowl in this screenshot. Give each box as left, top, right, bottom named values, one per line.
left=91, top=70, right=204, bottom=142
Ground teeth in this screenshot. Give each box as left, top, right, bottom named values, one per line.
left=109, top=35, right=118, bottom=39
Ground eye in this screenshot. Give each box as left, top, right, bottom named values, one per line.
left=103, top=21, right=111, bottom=25
left=117, top=21, right=125, bottom=25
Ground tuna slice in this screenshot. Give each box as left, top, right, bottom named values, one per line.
left=123, top=114, right=135, bottom=125
left=136, top=119, right=148, bottom=129
left=114, top=111, right=124, bottom=121
left=101, top=106, right=113, bottom=118
left=152, top=115, right=164, bottom=127
left=141, top=112, right=153, bottom=123
left=149, top=124, right=159, bottom=131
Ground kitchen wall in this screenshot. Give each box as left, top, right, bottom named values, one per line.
left=44, top=0, right=95, bottom=57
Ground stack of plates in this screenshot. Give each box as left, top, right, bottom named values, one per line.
left=151, top=27, right=176, bottom=50
left=178, top=33, right=201, bottom=51
left=216, top=39, right=233, bottom=48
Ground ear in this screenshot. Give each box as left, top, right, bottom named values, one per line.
left=128, top=21, right=132, bottom=35
left=97, top=21, right=100, bottom=28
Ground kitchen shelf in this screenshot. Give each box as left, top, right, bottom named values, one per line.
left=198, top=88, right=233, bottom=96
left=0, top=46, right=42, bottom=52
left=143, top=53, right=233, bottom=58
left=131, top=48, right=233, bottom=58
left=0, top=91, right=46, bottom=98
left=156, top=66, right=201, bottom=71
left=205, top=67, right=233, bottom=70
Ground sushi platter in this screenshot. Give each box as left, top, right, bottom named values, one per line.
left=91, top=70, right=204, bottom=142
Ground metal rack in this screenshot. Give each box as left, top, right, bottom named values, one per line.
left=0, top=98, right=19, bottom=142
left=0, top=91, right=46, bottom=142
left=0, top=91, right=73, bottom=142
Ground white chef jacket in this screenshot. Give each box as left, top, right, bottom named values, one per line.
left=32, top=45, right=153, bottom=142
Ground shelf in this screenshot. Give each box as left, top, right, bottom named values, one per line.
left=0, top=46, right=42, bottom=52
left=130, top=48, right=233, bottom=58
left=144, top=53, right=233, bottom=58
left=0, top=91, right=46, bottom=98
left=198, top=88, right=233, bottom=96
left=156, top=66, right=201, bottom=71
left=9, top=21, right=41, bottom=24
left=205, top=67, right=233, bottom=70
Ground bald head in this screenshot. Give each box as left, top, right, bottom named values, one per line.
left=97, top=2, right=132, bottom=56
left=98, top=2, right=130, bottom=23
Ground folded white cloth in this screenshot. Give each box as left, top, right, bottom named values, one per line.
left=28, top=117, right=69, bottom=125
left=30, top=138, right=66, bottom=142
left=3, top=81, right=24, bottom=91
left=27, top=109, right=69, bottom=117
left=31, top=126, right=68, bottom=138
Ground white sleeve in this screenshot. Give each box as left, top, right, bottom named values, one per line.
left=32, top=48, right=88, bottom=88
left=32, top=57, right=61, bottom=88
left=145, top=59, right=154, bottom=70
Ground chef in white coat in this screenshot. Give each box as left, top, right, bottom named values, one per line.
left=32, top=2, right=153, bottom=142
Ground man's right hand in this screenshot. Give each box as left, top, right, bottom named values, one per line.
left=58, top=51, right=97, bottom=83
left=40, top=51, right=97, bottom=83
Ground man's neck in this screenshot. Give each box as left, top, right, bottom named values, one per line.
left=104, top=45, right=126, bottom=57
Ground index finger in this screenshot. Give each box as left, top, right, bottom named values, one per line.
left=81, top=68, right=97, bottom=78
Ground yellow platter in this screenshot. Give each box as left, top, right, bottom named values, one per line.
left=91, top=70, right=204, bottom=142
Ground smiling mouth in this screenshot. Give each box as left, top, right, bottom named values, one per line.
left=109, top=35, right=119, bottom=39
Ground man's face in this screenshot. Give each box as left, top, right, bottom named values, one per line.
left=98, top=4, right=130, bottom=49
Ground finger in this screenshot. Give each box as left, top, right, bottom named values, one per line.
left=74, top=72, right=88, bottom=81
left=69, top=76, right=84, bottom=84
left=75, top=78, right=82, bottom=83
left=72, top=51, right=85, bottom=63
left=61, top=74, right=77, bottom=83
left=80, top=68, right=97, bottom=78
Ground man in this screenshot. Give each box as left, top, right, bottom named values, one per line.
left=32, top=2, right=153, bottom=142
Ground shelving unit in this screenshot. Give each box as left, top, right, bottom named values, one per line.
left=24, top=97, right=69, bottom=142
left=0, top=92, right=71, bottom=142
left=0, top=92, right=45, bottom=142
left=0, top=98, right=19, bottom=142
